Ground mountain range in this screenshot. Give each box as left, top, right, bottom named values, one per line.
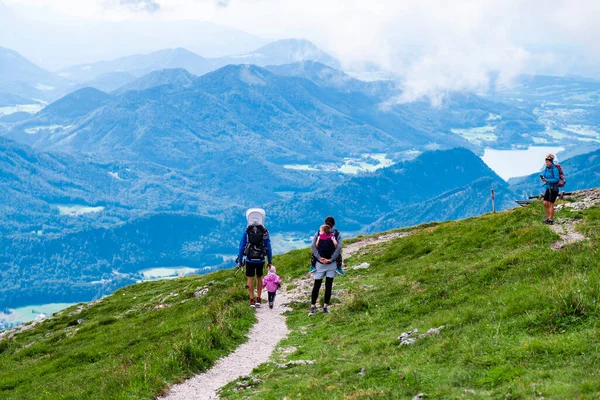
left=268, top=148, right=513, bottom=232
left=2, top=37, right=599, bottom=313
left=0, top=38, right=339, bottom=114
left=58, top=39, right=340, bottom=89
left=4, top=42, right=594, bottom=157
left=0, top=59, right=557, bottom=238
left=0, top=143, right=521, bottom=309
left=0, top=46, right=72, bottom=104
left=0, top=134, right=322, bottom=237
left=4, top=61, right=546, bottom=171
left=0, top=0, right=267, bottom=70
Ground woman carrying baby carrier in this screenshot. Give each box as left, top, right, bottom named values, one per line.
left=308, top=216, right=343, bottom=316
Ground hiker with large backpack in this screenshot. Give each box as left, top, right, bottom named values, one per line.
left=237, top=208, right=273, bottom=308
left=308, top=216, right=343, bottom=316
left=540, top=153, right=565, bottom=225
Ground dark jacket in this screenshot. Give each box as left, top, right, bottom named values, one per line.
left=311, top=228, right=342, bottom=262
left=238, top=227, right=273, bottom=264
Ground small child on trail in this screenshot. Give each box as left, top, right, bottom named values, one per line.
left=262, top=266, right=282, bottom=309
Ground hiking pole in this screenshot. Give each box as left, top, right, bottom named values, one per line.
left=234, top=264, right=242, bottom=277
left=234, top=259, right=245, bottom=277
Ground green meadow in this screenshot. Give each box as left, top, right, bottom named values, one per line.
left=1, top=201, right=599, bottom=399
left=222, top=202, right=600, bottom=399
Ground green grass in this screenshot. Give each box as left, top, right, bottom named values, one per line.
left=220, top=203, right=600, bottom=399
left=2, top=203, right=599, bottom=399
left=0, top=270, right=255, bottom=399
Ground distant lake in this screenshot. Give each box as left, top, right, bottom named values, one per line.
left=139, top=266, right=200, bottom=280
left=55, top=204, right=105, bottom=216
left=284, top=153, right=395, bottom=175
left=270, top=233, right=312, bottom=254
left=0, top=303, right=76, bottom=328
left=481, top=146, right=565, bottom=180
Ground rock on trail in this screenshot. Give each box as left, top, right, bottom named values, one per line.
left=550, top=219, right=586, bottom=250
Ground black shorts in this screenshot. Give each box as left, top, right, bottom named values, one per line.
left=544, top=189, right=559, bottom=203
left=245, top=261, right=264, bottom=277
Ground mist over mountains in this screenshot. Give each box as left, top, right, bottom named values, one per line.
left=0, top=0, right=267, bottom=70
left=0, top=47, right=72, bottom=105
left=58, top=39, right=339, bottom=90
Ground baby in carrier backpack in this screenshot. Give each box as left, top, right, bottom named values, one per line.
left=316, top=224, right=337, bottom=252
left=310, top=224, right=344, bottom=275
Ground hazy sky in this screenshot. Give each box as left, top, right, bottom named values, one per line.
left=3, top=0, right=600, bottom=101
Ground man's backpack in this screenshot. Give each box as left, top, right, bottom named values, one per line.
left=555, top=164, right=566, bottom=188
left=245, top=225, right=266, bottom=260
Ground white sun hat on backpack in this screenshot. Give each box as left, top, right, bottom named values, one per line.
left=245, top=208, right=265, bottom=226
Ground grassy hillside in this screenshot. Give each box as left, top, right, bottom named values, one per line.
left=1, top=198, right=598, bottom=399
left=222, top=200, right=600, bottom=398
left=0, top=270, right=255, bottom=399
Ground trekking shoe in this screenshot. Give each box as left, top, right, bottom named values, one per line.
left=269, top=302, right=274, bottom=309
left=543, top=218, right=550, bottom=224
left=336, top=268, right=345, bottom=276
left=308, top=305, right=316, bottom=316
left=322, top=306, right=330, bottom=314
left=548, top=219, right=554, bottom=225
left=309, top=266, right=316, bottom=273
left=249, top=298, right=256, bottom=308
left=255, top=297, right=262, bottom=308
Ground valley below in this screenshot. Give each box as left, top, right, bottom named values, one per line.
left=2, top=39, right=600, bottom=328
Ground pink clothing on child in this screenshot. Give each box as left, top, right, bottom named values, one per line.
left=319, top=233, right=334, bottom=241
left=262, top=266, right=282, bottom=292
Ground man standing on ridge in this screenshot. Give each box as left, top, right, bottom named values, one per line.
left=237, top=208, right=273, bottom=308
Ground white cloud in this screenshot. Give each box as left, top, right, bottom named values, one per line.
left=105, top=0, right=161, bottom=13
left=199, top=0, right=600, bottom=101
left=214, top=0, right=229, bottom=7
left=4, top=0, right=600, bottom=102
